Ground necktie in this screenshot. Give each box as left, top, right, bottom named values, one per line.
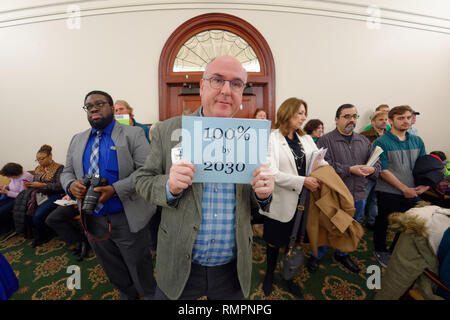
left=88, top=130, right=102, bottom=176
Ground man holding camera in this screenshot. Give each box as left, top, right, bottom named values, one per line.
left=60, top=90, right=156, bottom=300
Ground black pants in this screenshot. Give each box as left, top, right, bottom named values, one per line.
left=45, top=205, right=81, bottom=246
left=374, top=192, right=421, bottom=252
left=0, top=197, right=15, bottom=234
left=85, top=212, right=156, bottom=300
left=153, top=259, right=244, bottom=300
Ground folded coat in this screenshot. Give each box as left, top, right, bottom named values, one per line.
left=306, top=165, right=364, bottom=256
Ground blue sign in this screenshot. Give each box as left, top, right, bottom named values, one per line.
left=181, top=116, right=271, bottom=184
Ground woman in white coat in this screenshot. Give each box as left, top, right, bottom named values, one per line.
left=261, top=97, right=326, bottom=297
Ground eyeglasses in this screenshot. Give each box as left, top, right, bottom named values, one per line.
left=82, top=101, right=109, bottom=112
left=204, top=77, right=246, bottom=92
left=35, top=155, right=48, bottom=162
left=341, top=114, right=360, bottom=120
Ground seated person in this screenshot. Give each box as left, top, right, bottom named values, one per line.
left=45, top=195, right=89, bottom=261
left=0, top=163, right=33, bottom=241
left=23, top=144, right=65, bottom=247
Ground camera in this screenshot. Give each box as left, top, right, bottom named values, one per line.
left=81, top=174, right=109, bottom=214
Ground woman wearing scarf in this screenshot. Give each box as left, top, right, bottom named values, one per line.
left=24, top=144, right=64, bottom=247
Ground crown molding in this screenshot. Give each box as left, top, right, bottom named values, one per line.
left=1, top=0, right=449, bottom=34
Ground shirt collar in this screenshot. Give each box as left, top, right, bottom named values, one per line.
left=92, top=119, right=115, bottom=136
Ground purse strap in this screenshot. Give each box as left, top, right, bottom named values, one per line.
left=287, top=189, right=310, bottom=250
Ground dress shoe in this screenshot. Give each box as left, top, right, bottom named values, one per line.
left=71, top=241, right=82, bottom=255
left=285, top=279, right=303, bottom=298
left=334, top=253, right=360, bottom=273
left=307, top=255, right=320, bottom=273
left=77, top=241, right=88, bottom=261
left=262, top=273, right=274, bottom=296
left=31, top=239, right=39, bottom=248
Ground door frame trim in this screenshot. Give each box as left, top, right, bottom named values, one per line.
left=158, top=12, right=276, bottom=121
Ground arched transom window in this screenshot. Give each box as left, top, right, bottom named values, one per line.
left=173, top=29, right=261, bottom=72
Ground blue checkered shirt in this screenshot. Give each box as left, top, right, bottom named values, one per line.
left=165, top=182, right=237, bottom=266
left=191, top=183, right=237, bottom=266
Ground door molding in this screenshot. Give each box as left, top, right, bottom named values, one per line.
left=158, top=12, right=276, bottom=121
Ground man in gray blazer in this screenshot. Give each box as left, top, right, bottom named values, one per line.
left=136, top=56, right=274, bottom=300
left=60, top=90, right=156, bottom=300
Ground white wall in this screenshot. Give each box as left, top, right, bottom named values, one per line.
left=1, top=0, right=449, bottom=170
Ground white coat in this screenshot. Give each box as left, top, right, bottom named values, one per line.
left=260, top=129, right=327, bottom=222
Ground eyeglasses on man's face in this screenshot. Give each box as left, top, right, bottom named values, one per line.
left=341, top=114, right=360, bottom=120
left=82, top=101, right=109, bottom=112
left=204, top=77, right=246, bottom=92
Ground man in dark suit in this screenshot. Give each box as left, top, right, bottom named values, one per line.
left=136, top=56, right=275, bottom=300
left=60, top=90, right=156, bottom=300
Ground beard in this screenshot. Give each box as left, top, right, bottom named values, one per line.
left=343, top=122, right=355, bottom=133
left=374, top=124, right=386, bottom=130
left=88, top=112, right=114, bottom=129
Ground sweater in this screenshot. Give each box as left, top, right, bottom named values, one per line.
left=6, top=172, right=33, bottom=198
left=373, top=130, right=426, bottom=195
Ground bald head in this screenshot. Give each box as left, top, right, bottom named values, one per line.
left=203, top=56, right=248, bottom=83
left=200, top=55, right=247, bottom=118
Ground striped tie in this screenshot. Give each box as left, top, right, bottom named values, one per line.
left=88, top=130, right=102, bottom=176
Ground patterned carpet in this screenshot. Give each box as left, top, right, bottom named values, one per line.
left=1, top=227, right=388, bottom=300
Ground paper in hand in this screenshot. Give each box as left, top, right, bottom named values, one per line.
left=366, top=146, right=384, bottom=167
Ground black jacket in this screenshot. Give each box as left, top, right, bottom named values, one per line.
left=413, top=155, right=444, bottom=187
left=13, top=189, right=33, bottom=234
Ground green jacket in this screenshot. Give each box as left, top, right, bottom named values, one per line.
left=135, top=110, right=269, bottom=299
left=375, top=207, right=444, bottom=300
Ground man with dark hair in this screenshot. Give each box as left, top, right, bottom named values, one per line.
left=309, top=104, right=381, bottom=274
left=60, top=90, right=156, bottom=299
left=372, top=105, right=428, bottom=267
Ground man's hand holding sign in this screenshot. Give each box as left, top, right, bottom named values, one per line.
left=136, top=56, right=274, bottom=300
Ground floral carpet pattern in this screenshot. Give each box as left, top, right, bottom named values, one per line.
left=1, top=228, right=388, bottom=300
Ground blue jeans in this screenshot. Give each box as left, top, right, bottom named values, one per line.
left=353, top=199, right=366, bottom=224
left=0, top=197, right=15, bottom=234
left=313, top=200, right=365, bottom=259
left=32, top=194, right=60, bottom=228
left=363, top=179, right=378, bottom=225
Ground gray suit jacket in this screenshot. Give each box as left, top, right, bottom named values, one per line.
left=135, top=109, right=270, bottom=299
left=61, top=121, right=156, bottom=233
